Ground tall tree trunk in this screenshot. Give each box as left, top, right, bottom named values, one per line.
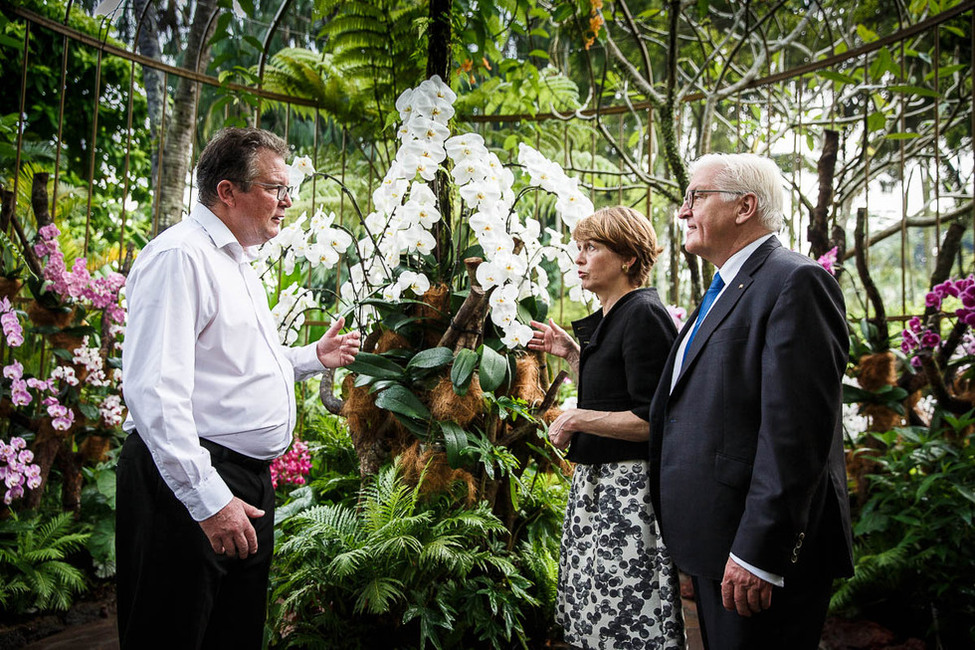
left=808, top=130, right=839, bottom=258
left=157, top=0, right=219, bottom=232
left=131, top=0, right=164, bottom=220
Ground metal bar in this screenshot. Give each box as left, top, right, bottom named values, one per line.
left=256, top=0, right=295, bottom=120
left=84, top=47, right=104, bottom=256
left=11, top=21, right=30, bottom=222
left=934, top=26, right=941, bottom=257
left=52, top=33, right=69, bottom=216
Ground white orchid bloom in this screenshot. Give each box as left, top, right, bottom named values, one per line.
left=417, top=75, right=457, bottom=107
left=445, top=132, right=486, bottom=160
left=452, top=159, right=490, bottom=185
left=470, top=211, right=505, bottom=241
left=481, top=231, right=516, bottom=260
left=398, top=270, right=431, bottom=296
left=401, top=200, right=441, bottom=228
left=459, top=181, right=502, bottom=211
left=475, top=260, right=502, bottom=290
left=556, top=192, right=595, bottom=228
left=372, top=178, right=409, bottom=214
left=281, top=248, right=299, bottom=275
left=323, top=227, right=353, bottom=253
left=501, top=322, right=534, bottom=349
left=365, top=211, right=391, bottom=235
left=490, top=307, right=516, bottom=329
left=490, top=282, right=519, bottom=313
left=381, top=282, right=403, bottom=302
left=307, top=242, right=340, bottom=269
left=395, top=87, right=415, bottom=122
left=412, top=89, right=455, bottom=124
left=310, top=208, right=336, bottom=231
left=407, top=117, right=450, bottom=145
left=494, top=250, right=528, bottom=284
left=402, top=224, right=437, bottom=255
left=288, top=156, right=315, bottom=194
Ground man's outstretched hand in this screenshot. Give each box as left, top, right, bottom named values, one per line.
left=316, top=316, right=361, bottom=368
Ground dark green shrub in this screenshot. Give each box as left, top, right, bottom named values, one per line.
left=834, top=414, right=975, bottom=646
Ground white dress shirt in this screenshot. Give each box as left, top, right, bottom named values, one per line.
left=670, top=232, right=785, bottom=587
left=670, top=233, right=776, bottom=388
left=122, top=203, right=325, bottom=521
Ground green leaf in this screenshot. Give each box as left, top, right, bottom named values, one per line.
left=347, top=352, right=406, bottom=380
left=244, top=35, right=264, bottom=53
left=406, top=347, right=454, bottom=373
left=925, top=64, right=966, bottom=81
left=954, top=484, right=975, bottom=506
left=856, top=24, right=879, bottom=43
left=887, top=85, right=940, bottom=99
left=208, top=13, right=234, bottom=47
left=527, top=49, right=550, bottom=60
left=375, top=385, right=430, bottom=420
left=818, top=70, right=858, bottom=85
left=441, top=422, right=469, bottom=469
left=451, top=349, right=479, bottom=396
left=79, top=402, right=100, bottom=421
left=866, top=111, right=887, bottom=133
left=96, top=471, right=116, bottom=509
left=551, top=3, right=575, bottom=21
left=884, top=132, right=921, bottom=140
left=478, top=345, right=507, bottom=392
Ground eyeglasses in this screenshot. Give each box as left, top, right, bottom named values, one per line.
left=682, top=189, right=747, bottom=210
left=231, top=180, right=296, bottom=201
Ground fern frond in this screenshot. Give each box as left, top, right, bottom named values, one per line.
left=354, top=576, right=405, bottom=615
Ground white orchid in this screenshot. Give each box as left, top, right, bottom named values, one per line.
left=262, top=79, right=599, bottom=352
left=500, top=322, right=534, bottom=349
left=398, top=270, right=430, bottom=296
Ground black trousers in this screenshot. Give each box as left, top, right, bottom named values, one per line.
left=691, top=566, right=834, bottom=650
left=116, top=432, right=275, bottom=650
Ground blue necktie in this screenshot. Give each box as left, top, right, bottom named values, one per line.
left=682, top=272, right=724, bottom=363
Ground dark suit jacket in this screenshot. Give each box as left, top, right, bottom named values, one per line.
left=649, top=237, right=854, bottom=583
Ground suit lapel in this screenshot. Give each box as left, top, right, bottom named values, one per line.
left=672, top=238, right=781, bottom=390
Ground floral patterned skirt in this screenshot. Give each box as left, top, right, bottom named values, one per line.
left=556, top=461, right=685, bottom=650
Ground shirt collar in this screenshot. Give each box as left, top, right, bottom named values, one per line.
left=717, top=232, right=776, bottom=286
left=188, top=203, right=258, bottom=262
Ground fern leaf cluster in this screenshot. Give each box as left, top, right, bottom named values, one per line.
left=269, top=465, right=549, bottom=649
left=0, top=512, right=90, bottom=614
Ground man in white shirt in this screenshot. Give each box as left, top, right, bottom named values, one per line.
left=116, top=127, right=360, bottom=649
left=648, top=153, right=853, bottom=649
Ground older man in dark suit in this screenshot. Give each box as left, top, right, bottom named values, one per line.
left=649, top=153, right=854, bottom=649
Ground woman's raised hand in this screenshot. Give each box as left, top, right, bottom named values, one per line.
left=528, top=319, right=578, bottom=360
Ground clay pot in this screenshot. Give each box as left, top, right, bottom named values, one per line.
left=26, top=300, right=75, bottom=329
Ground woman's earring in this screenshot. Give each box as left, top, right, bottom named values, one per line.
left=622, top=264, right=629, bottom=273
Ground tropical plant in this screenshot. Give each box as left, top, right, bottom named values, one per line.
left=833, top=418, right=975, bottom=646
left=0, top=511, right=90, bottom=614
left=269, top=463, right=554, bottom=649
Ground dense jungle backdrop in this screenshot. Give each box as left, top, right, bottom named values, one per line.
left=0, top=0, right=973, bottom=647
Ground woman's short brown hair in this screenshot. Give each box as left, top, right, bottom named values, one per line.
left=573, top=206, right=662, bottom=286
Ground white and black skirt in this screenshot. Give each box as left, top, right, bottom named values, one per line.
left=556, top=461, right=685, bottom=650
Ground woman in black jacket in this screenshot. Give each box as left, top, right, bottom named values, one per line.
left=529, top=206, right=685, bottom=649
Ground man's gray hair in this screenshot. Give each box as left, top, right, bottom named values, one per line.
left=195, top=128, right=289, bottom=207
left=689, top=153, right=785, bottom=232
